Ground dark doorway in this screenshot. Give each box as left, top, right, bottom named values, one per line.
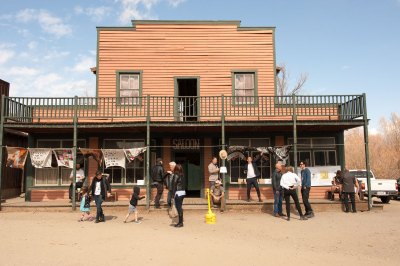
left=176, top=78, right=198, bottom=121
left=174, top=152, right=202, bottom=197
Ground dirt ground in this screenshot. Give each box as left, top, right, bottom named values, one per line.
left=0, top=200, right=399, bottom=266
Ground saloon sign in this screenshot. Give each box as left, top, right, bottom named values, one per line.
left=172, top=139, right=200, bottom=150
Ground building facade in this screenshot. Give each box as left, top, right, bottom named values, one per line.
left=0, top=21, right=369, bottom=205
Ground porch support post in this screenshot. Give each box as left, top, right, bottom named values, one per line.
left=338, top=131, right=345, bottom=172
left=0, top=95, right=5, bottom=210
left=362, top=93, right=372, bottom=210
left=146, top=95, right=151, bottom=209
left=72, top=96, right=78, bottom=211
left=221, top=95, right=227, bottom=207
left=292, top=94, right=298, bottom=173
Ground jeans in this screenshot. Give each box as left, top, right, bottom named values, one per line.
left=94, top=195, right=104, bottom=220
left=284, top=188, right=304, bottom=218
left=167, top=190, right=173, bottom=207
left=246, top=177, right=261, bottom=200
left=69, top=182, right=83, bottom=199
left=212, top=195, right=225, bottom=211
left=301, top=187, right=313, bottom=214
left=154, top=182, right=164, bottom=207
left=343, top=192, right=356, bottom=212
left=273, top=190, right=283, bottom=215
left=174, top=194, right=185, bottom=217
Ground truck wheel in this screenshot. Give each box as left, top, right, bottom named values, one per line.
left=380, top=197, right=391, bottom=204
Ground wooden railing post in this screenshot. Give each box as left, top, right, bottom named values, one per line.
left=72, top=95, right=78, bottom=211
left=0, top=95, right=5, bottom=211
left=146, top=95, right=151, bottom=209
left=292, top=94, right=298, bottom=173
left=221, top=95, right=227, bottom=206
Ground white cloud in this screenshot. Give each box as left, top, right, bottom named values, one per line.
left=0, top=49, right=15, bottom=65
left=368, top=126, right=380, bottom=135
left=117, top=0, right=159, bottom=23
left=33, top=73, right=62, bottom=89
left=74, top=6, right=112, bottom=22
left=43, top=50, right=70, bottom=60
left=341, top=65, right=350, bottom=70
left=6, top=66, right=39, bottom=76
left=28, top=41, right=38, bottom=50
left=168, top=0, right=186, bottom=7
left=71, top=56, right=96, bottom=72
left=15, top=9, right=72, bottom=38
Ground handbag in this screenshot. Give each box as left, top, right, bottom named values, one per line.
left=168, top=198, right=178, bottom=218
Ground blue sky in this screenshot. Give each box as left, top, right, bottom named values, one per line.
left=0, top=0, right=399, bottom=132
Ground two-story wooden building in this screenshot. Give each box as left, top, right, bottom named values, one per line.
left=0, top=21, right=370, bottom=207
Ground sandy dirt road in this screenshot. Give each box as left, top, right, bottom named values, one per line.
left=0, top=201, right=399, bottom=266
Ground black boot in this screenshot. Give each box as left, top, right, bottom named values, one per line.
left=175, top=215, right=183, bottom=228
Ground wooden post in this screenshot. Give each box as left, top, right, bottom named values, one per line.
left=221, top=95, right=226, bottom=208
left=72, top=96, right=78, bottom=211
left=292, top=94, right=298, bottom=172
left=362, top=93, right=372, bottom=210
left=146, top=95, right=151, bottom=209
left=0, top=95, right=5, bottom=210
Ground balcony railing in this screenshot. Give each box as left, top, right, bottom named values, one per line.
left=1, top=95, right=366, bottom=124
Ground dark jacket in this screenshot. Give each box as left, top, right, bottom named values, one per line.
left=271, top=170, right=282, bottom=191
left=151, top=163, right=164, bottom=183
left=301, top=168, right=312, bottom=188
left=243, top=155, right=261, bottom=178
left=130, top=186, right=145, bottom=207
left=170, top=174, right=185, bottom=195
left=89, top=176, right=111, bottom=200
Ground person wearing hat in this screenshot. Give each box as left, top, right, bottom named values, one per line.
left=151, top=157, right=165, bottom=209
left=89, top=170, right=111, bottom=223
left=208, top=156, right=220, bottom=189
left=330, top=170, right=343, bottom=201
left=210, top=179, right=225, bottom=212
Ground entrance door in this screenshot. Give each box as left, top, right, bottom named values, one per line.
left=176, top=78, right=198, bottom=121
left=174, top=152, right=202, bottom=197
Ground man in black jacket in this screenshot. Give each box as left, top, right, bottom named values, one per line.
left=89, top=170, right=111, bottom=223
left=243, top=152, right=262, bottom=202
left=151, top=158, right=165, bottom=209
left=271, top=162, right=284, bottom=217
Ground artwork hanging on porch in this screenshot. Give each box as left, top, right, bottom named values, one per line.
left=53, top=149, right=74, bottom=168
left=102, top=149, right=126, bottom=169
left=267, top=145, right=292, bottom=165
left=123, top=147, right=146, bottom=162
left=28, top=148, right=52, bottom=168
left=80, top=148, right=103, bottom=167
left=6, top=147, right=28, bottom=169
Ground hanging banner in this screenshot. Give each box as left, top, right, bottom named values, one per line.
left=28, top=148, right=52, bottom=168
left=227, top=151, right=245, bottom=161
left=102, top=149, right=126, bottom=169
left=6, top=147, right=28, bottom=169
left=53, top=149, right=74, bottom=168
left=123, top=147, right=147, bottom=162
left=256, top=147, right=270, bottom=155
left=80, top=148, right=103, bottom=167
left=268, top=145, right=292, bottom=164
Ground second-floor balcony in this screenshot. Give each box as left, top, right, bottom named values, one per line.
left=1, top=94, right=366, bottom=126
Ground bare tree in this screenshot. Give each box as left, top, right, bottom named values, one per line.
left=276, top=64, right=308, bottom=95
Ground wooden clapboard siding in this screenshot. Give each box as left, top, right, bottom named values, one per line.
left=31, top=190, right=68, bottom=202
left=98, top=23, right=275, bottom=102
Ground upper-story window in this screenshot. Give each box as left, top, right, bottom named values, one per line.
left=117, top=71, right=142, bottom=105
left=232, top=71, right=257, bottom=105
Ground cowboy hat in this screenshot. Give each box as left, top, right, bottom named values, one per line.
left=219, top=149, right=227, bottom=160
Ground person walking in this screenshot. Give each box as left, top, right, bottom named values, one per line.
left=300, top=161, right=314, bottom=218
left=151, top=158, right=165, bottom=209
left=89, top=170, right=111, bottom=223
left=208, top=157, right=220, bottom=189
left=171, top=164, right=185, bottom=228
left=280, top=166, right=307, bottom=221
left=243, top=153, right=262, bottom=202
left=124, top=186, right=146, bottom=224
left=271, top=162, right=284, bottom=217
left=342, top=169, right=359, bottom=213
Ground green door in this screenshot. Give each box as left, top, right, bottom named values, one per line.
left=187, top=162, right=202, bottom=191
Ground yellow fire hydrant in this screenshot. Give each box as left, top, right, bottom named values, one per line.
left=205, top=188, right=216, bottom=224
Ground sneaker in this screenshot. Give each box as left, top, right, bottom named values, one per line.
left=286, top=217, right=290, bottom=221
left=300, top=216, right=308, bottom=221
left=278, top=213, right=286, bottom=217
left=352, top=210, right=357, bottom=213
left=274, top=213, right=280, bottom=217
left=306, top=213, right=315, bottom=218
left=134, top=220, right=142, bottom=224
left=95, top=219, right=100, bottom=223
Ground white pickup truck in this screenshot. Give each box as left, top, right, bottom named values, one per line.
left=349, top=170, right=398, bottom=203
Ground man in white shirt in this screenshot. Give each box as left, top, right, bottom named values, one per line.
left=280, top=166, right=307, bottom=221
left=243, top=153, right=262, bottom=202
left=69, top=163, right=85, bottom=201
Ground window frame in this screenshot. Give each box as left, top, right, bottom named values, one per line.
left=34, top=139, right=86, bottom=186
left=102, top=139, right=146, bottom=185
left=116, top=70, right=143, bottom=106
left=228, top=138, right=271, bottom=184
left=231, top=70, right=258, bottom=106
